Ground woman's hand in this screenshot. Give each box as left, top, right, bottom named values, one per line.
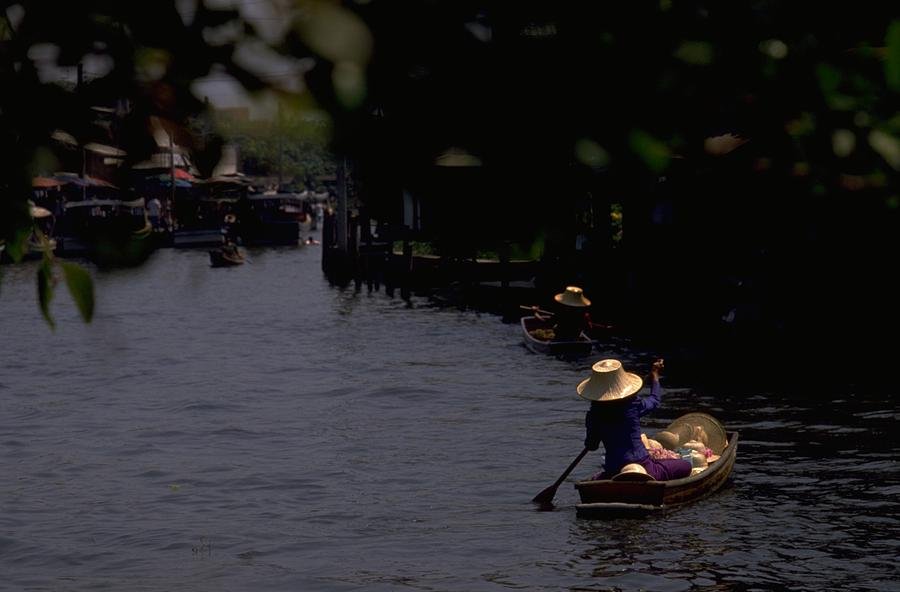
left=649, top=358, right=665, bottom=381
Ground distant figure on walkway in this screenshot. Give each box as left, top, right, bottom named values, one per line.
left=580, top=358, right=691, bottom=482
left=147, top=197, right=162, bottom=230
left=305, top=235, right=320, bottom=245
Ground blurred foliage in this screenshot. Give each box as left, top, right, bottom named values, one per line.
left=37, top=257, right=54, bottom=328
left=0, top=0, right=898, bottom=340
left=391, top=241, right=435, bottom=257
left=211, top=105, right=336, bottom=186
left=0, top=0, right=360, bottom=322
left=60, top=261, right=94, bottom=322
left=30, top=232, right=96, bottom=328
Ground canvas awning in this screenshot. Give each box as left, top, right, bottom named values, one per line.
left=53, top=173, right=118, bottom=188
left=65, top=199, right=121, bottom=209
left=84, top=143, right=127, bottom=157
left=32, top=177, right=63, bottom=189
left=201, top=175, right=249, bottom=186
left=30, top=205, right=53, bottom=218
left=135, top=174, right=192, bottom=188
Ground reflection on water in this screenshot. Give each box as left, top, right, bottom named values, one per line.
left=0, top=245, right=897, bottom=591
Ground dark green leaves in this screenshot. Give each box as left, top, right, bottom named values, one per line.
left=35, top=259, right=95, bottom=328
left=4, top=226, right=31, bottom=264
left=629, top=131, right=670, bottom=174
left=60, top=262, right=94, bottom=322
left=887, top=21, right=900, bottom=92
left=37, top=259, right=55, bottom=329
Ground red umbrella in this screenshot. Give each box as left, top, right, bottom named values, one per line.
left=174, top=168, right=195, bottom=181
left=32, top=177, right=62, bottom=188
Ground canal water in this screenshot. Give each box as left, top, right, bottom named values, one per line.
left=1, top=243, right=897, bottom=591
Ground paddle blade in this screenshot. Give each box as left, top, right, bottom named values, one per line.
left=532, top=484, right=558, bottom=505
left=532, top=448, right=589, bottom=505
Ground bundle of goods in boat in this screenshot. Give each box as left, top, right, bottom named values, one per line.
left=529, top=328, right=556, bottom=341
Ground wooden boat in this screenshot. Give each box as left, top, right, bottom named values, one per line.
left=521, top=315, right=594, bottom=358
left=209, top=247, right=244, bottom=267
left=574, top=423, right=738, bottom=519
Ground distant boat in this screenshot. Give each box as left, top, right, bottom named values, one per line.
left=0, top=204, right=57, bottom=263
left=209, top=247, right=244, bottom=267
left=26, top=202, right=57, bottom=259
left=58, top=198, right=153, bottom=264
left=521, top=315, right=594, bottom=358
left=242, top=193, right=313, bottom=246
left=171, top=196, right=235, bottom=248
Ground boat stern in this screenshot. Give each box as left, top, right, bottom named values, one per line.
left=575, top=501, right=664, bottom=519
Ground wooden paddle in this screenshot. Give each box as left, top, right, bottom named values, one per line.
left=519, top=305, right=554, bottom=317
left=532, top=447, right=589, bottom=505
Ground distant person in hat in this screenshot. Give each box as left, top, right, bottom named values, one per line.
left=580, top=358, right=691, bottom=481
left=147, top=197, right=162, bottom=230
left=544, top=286, right=591, bottom=341
left=223, top=213, right=239, bottom=244
left=530, top=285, right=615, bottom=340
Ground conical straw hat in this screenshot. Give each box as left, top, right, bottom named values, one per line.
left=611, top=463, right=656, bottom=482
left=576, top=359, right=643, bottom=402
left=554, top=286, right=591, bottom=307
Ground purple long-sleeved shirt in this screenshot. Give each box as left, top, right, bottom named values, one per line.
left=584, top=379, right=661, bottom=474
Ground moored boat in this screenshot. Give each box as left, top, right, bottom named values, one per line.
left=22, top=203, right=57, bottom=260
left=58, top=197, right=154, bottom=264
left=574, top=416, right=738, bottom=519
left=521, top=315, right=594, bottom=358
left=173, top=228, right=225, bottom=248
left=242, top=193, right=313, bottom=246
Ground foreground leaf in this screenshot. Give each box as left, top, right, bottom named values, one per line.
left=5, top=226, right=30, bottom=263
left=629, top=130, right=671, bottom=174
left=887, top=20, right=900, bottom=92
left=60, top=262, right=95, bottom=323
left=37, top=260, right=55, bottom=329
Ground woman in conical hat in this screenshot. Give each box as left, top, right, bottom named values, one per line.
left=581, top=358, right=692, bottom=482
left=554, top=285, right=591, bottom=308
left=549, top=286, right=592, bottom=342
